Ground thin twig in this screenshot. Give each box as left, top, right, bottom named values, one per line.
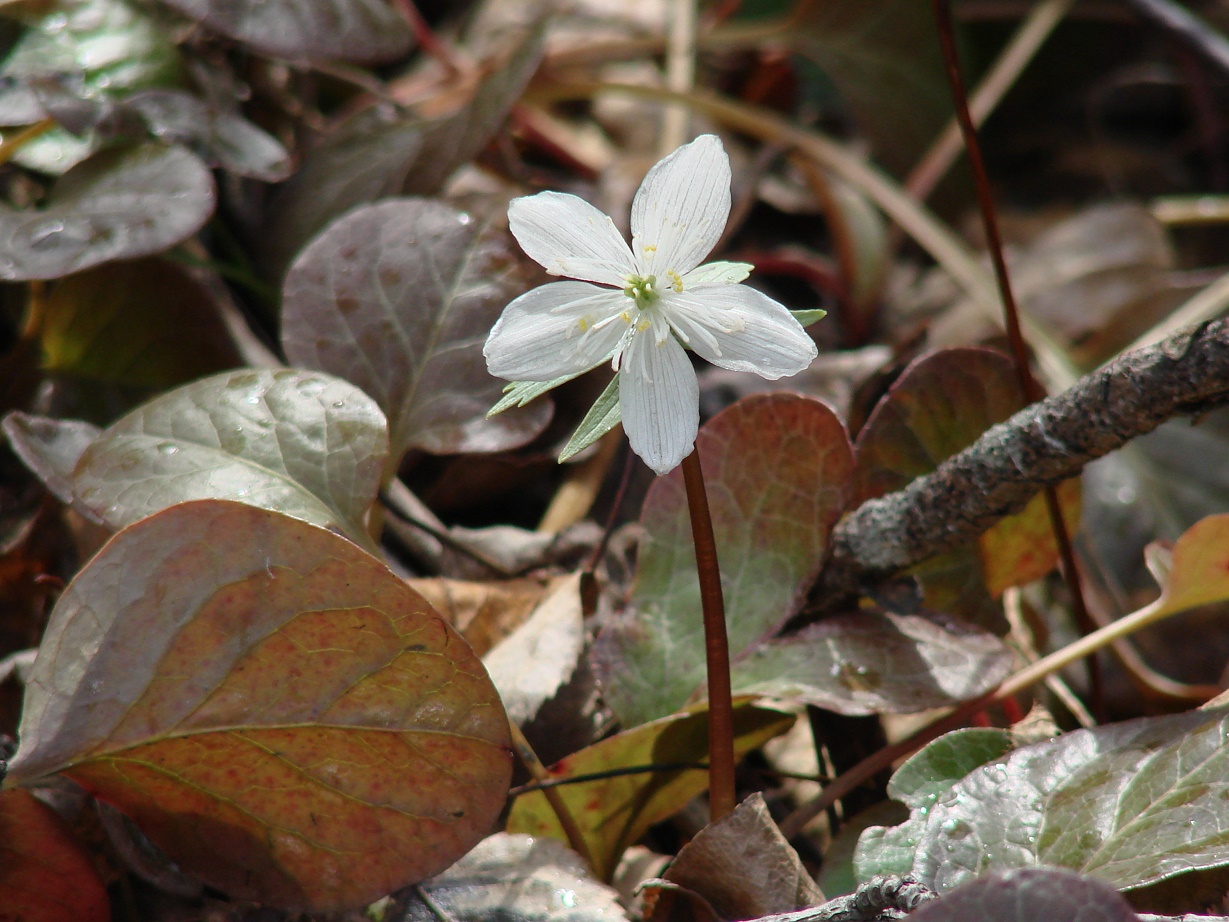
left=507, top=720, right=598, bottom=871
left=662, top=0, right=698, bottom=154
left=822, top=318, right=1229, bottom=599
left=1120, top=0, right=1229, bottom=77
left=931, top=0, right=1100, bottom=717
left=681, top=450, right=736, bottom=821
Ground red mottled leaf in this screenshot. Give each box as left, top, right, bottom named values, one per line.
left=7, top=500, right=512, bottom=910
left=282, top=199, right=549, bottom=459
left=0, top=788, right=110, bottom=922
left=593, top=393, right=853, bottom=727
left=507, top=702, right=794, bottom=880
left=854, top=348, right=1080, bottom=625
left=908, top=868, right=1137, bottom=922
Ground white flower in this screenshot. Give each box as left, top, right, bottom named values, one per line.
left=484, top=134, right=819, bottom=475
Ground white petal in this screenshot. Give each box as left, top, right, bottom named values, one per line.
left=683, top=260, right=753, bottom=286
left=485, top=282, right=631, bottom=381
left=618, top=331, right=698, bottom=475
left=630, top=134, right=731, bottom=279
left=509, top=192, right=634, bottom=287
left=665, top=284, right=818, bottom=378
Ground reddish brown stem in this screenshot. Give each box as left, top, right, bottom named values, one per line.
left=930, top=0, right=1101, bottom=714
left=681, top=450, right=736, bottom=821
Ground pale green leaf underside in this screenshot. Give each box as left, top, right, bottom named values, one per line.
left=559, top=375, right=620, bottom=462
left=791, top=308, right=828, bottom=327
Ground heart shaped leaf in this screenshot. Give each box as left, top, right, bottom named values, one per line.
left=6, top=500, right=512, bottom=910
left=592, top=393, right=854, bottom=727
left=282, top=199, right=550, bottom=460
left=160, top=0, right=411, bottom=63
left=72, top=367, right=388, bottom=550
left=0, top=788, right=110, bottom=922
left=0, top=143, right=215, bottom=281
left=507, top=702, right=794, bottom=880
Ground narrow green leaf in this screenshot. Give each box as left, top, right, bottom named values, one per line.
left=790, top=308, right=828, bottom=327
left=488, top=374, right=582, bottom=418
left=559, top=375, right=621, bottom=462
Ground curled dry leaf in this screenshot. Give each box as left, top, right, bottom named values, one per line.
left=71, top=367, right=388, bottom=550
left=282, top=198, right=550, bottom=459
left=648, top=792, right=824, bottom=921
left=0, top=144, right=215, bottom=281
left=7, top=500, right=512, bottom=910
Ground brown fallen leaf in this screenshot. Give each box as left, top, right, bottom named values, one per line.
left=409, top=574, right=552, bottom=656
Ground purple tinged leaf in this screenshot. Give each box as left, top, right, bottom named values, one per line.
left=0, top=144, right=215, bottom=281
left=71, top=367, right=388, bottom=550
left=907, top=868, right=1138, bottom=922
left=592, top=393, right=853, bottom=727
left=282, top=199, right=550, bottom=459
left=160, top=0, right=411, bottom=63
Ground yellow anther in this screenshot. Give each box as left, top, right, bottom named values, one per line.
left=577, top=317, right=590, bottom=332
left=667, top=270, right=684, bottom=293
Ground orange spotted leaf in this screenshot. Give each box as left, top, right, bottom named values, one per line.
left=0, top=788, right=110, bottom=922
left=6, top=500, right=512, bottom=911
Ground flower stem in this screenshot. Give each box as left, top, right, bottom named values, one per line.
left=680, top=449, right=736, bottom=821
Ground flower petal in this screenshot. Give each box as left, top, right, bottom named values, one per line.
left=618, top=331, right=698, bottom=475
left=683, top=260, right=753, bottom=286
left=509, top=191, right=634, bottom=287
left=484, top=282, right=631, bottom=381
left=665, top=284, right=818, bottom=378
left=630, top=134, right=731, bottom=278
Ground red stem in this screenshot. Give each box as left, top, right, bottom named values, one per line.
left=681, top=450, right=736, bottom=821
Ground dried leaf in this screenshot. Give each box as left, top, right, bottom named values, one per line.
left=40, top=258, right=242, bottom=389
left=160, top=0, right=411, bottom=63
left=0, top=788, right=111, bottom=922
left=507, top=702, right=795, bottom=880
left=0, top=143, right=215, bottom=281
left=402, top=833, right=630, bottom=922
left=71, top=367, right=388, bottom=550
left=655, top=793, right=823, bottom=920
left=483, top=574, right=585, bottom=726
left=7, top=500, right=512, bottom=910
left=282, top=198, right=549, bottom=459
left=410, top=576, right=551, bottom=656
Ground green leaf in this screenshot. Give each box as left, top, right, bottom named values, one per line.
left=71, top=367, right=388, bottom=550
left=488, top=374, right=581, bottom=417
left=0, top=143, right=215, bottom=281
left=507, top=701, right=794, bottom=880
left=855, top=728, right=1013, bottom=881
left=5, top=500, right=512, bottom=910
left=790, top=308, right=828, bottom=327
left=282, top=199, right=550, bottom=460
left=860, top=706, right=1229, bottom=893
left=559, top=374, right=620, bottom=462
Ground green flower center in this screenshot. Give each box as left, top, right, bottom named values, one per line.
left=623, top=274, right=660, bottom=308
